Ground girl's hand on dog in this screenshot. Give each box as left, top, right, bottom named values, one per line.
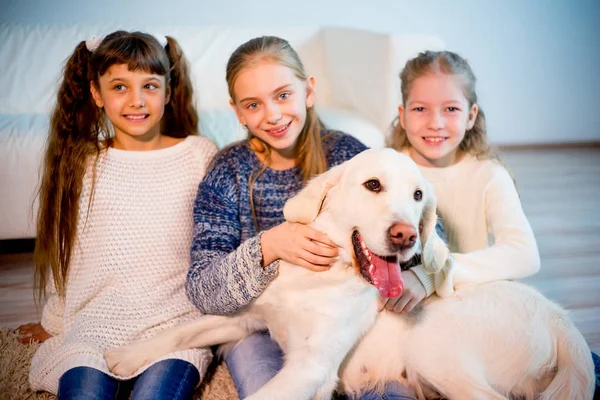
left=261, top=221, right=339, bottom=272
left=16, top=322, right=52, bottom=344
left=382, top=270, right=426, bottom=313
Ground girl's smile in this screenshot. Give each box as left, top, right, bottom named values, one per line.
left=122, top=113, right=150, bottom=122
left=421, top=136, right=449, bottom=144
left=264, top=121, right=292, bottom=138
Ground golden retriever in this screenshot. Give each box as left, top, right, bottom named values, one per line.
left=105, top=149, right=594, bottom=400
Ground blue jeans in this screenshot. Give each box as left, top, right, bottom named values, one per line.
left=225, top=331, right=415, bottom=400
left=592, top=351, right=600, bottom=399
left=57, top=359, right=199, bottom=400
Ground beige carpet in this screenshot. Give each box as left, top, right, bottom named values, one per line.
left=0, top=328, right=238, bottom=400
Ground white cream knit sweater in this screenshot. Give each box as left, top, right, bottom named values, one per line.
left=411, top=153, right=541, bottom=297
left=30, top=136, right=218, bottom=394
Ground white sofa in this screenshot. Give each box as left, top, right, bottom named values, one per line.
left=0, top=22, right=444, bottom=239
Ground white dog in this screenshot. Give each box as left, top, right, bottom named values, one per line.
left=105, top=149, right=594, bottom=400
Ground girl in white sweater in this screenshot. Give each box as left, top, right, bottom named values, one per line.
left=385, top=50, right=541, bottom=311
left=17, top=31, right=217, bottom=399
left=385, top=49, right=600, bottom=394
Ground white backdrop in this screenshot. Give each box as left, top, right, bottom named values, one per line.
left=3, top=0, right=600, bottom=145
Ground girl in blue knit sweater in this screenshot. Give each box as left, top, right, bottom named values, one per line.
left=186, top=36, right=416, bottom=400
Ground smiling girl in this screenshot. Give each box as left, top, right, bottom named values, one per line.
left=185, top=36, right=417, bottom=399
left=387, top=49, right=600, bottom=396
left=17, top=31, right=217, bottom=399
left=387, top=50, right=540, bottom=302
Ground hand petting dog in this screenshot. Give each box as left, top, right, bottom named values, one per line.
left=261, top=221, right=339, bottom=272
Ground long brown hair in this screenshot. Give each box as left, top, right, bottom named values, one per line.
left=34, top=31, right=198, bottom=301
left=225, top=36, right=326, bottom=230
left=388, top=50, right=497, bottom=161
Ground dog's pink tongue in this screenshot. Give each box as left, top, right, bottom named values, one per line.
left=370, top=254, right=404, bottom=298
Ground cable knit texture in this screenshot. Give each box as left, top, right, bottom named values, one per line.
left=30, top=135, right=218, bottom=394
left=417, top=153, right=541, bottom=297
left=186, top=131, right=367, bottom=315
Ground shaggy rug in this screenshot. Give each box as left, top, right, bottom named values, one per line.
left=0, top=328, right=239, bottom=400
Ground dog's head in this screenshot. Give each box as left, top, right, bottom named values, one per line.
left=283, top=148, right=448, bottom=298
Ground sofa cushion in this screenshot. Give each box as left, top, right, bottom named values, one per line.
left=0, top=114, right=47, bottom=239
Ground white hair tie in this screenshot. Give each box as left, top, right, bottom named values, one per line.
left=85, top=35, right=103, bottom=52
left=85, top=33, right=168, bottom=52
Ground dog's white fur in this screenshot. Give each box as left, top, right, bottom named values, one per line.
left=105, top=149, right=594, bottom=400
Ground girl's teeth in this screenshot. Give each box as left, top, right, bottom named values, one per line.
left=425, top=137, right=445, bottom=142
left=269, top=123, right=289, bottom=133
left=127, top=115, right=146, bottom=120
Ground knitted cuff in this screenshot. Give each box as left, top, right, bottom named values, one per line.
left=254, top=231, right=279, bottom=278
left=40, top=299, right=63, bottom=336
left=410, top=265, right=436, bottom=297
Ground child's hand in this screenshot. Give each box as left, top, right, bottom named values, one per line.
left=381, top=270, right=426, bottom=313
left=261, top=221, right=339, bottom=272
left=16, top=322, right=52, bottom=344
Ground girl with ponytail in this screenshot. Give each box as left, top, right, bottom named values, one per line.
left=17, top=30, right=217, bottom=399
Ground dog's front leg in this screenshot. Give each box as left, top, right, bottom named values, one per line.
left=244, top=351, right=338, bottom=400
left=245, top=328, right=359, bottom=400
left=105, top=315, right=246, bottom=376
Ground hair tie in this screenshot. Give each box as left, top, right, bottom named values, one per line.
left=85, top=34, right=168, bottom=52
left=85, top=35, right=103, bottom=52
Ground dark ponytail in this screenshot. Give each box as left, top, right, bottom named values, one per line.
left=162, top=36, right=198, bottom=137
left=35, top=41, right=103, bottom=300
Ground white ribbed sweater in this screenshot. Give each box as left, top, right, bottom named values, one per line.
left=30, top=136, right=218, bottom=394
left=411, top=153, right=541, bottom=297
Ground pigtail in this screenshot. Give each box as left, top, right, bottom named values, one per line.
left=163, top=36, right=198, bottom=137
left=34, top=41, right=102, bottom=302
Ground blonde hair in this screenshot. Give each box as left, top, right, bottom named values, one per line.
left=226, top=36, right=326, bottom=231
left=388, top=50, right=497, bottom=161
left=35, top=31, right=198, bottom=301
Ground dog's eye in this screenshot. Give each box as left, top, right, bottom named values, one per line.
left=414, top=190, right=423, bottom=201
left=364, top=179, right=382, bottom=193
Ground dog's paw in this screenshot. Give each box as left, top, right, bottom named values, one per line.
left=104, top=346, right=150, bottom=377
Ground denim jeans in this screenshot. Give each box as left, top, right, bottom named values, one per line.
left=225, top=331, right=416, bottom=400
left=592, top=351, right=600, bottom=400
left=57, top=359, right=199, bottom=400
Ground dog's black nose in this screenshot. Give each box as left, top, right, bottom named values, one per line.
left=389, top=222, right=417, bottom=247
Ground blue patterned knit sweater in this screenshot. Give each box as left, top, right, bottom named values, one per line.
left=186, top=131, right=367, bottom=315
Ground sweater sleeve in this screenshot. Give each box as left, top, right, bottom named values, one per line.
left=409, top=218, right=447, bottom=297
left=186, top=159, right=279, bottom=315
left=434, top=165, right=541, bottom=297
left=40, top=272, right=65, bottom=336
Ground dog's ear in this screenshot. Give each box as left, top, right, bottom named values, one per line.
left=284, top=163, right=345, bottom=223
left=420, top=185, right=449, bottom=274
